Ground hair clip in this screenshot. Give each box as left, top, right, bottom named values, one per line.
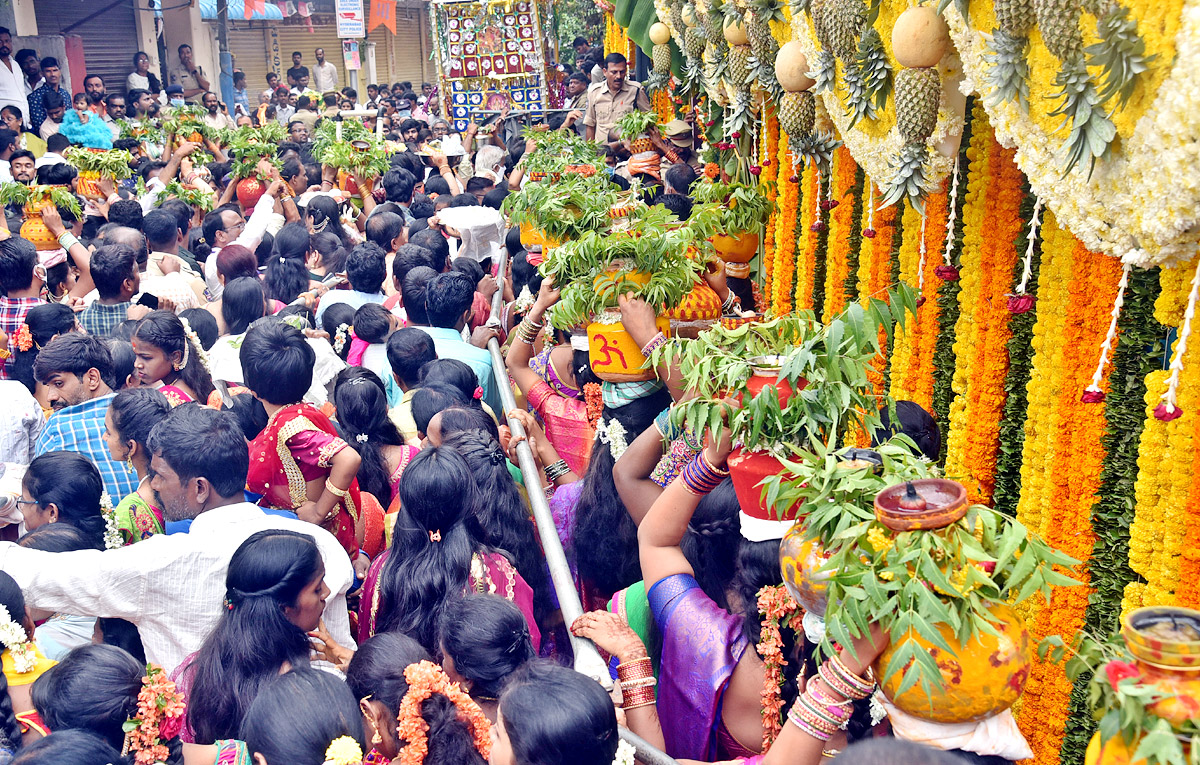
left=429, top=529, right=442, bottom=542
left=355, top=433, right=369, bottom=443
left=473, top=386, right=483, bottom=400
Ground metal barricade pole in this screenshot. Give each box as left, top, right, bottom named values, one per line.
left=482, top=250, right=680, bottom=765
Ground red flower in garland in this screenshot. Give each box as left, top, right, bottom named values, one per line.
left=1104, top=660, right=1140, bottom=691
left=809, top=220, right=827, bottom=233
left=1007, top=294, right=1035, bottom=314
left=1154, top=403, right=1184, bottom=422
left=935, top=265, right=960, bottom=281
left=863, top=228, right=877, bottom=239
left=1081, top=389, right=1106, bottom=404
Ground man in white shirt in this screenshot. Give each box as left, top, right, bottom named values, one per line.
left=312, top=48, right=338, bottom=93
left=201, top=91, right=235, bottom=130
left=0, top=30, right=28, bottom=122
left=0, top=404, right=356, bottom=673
left=201, top=176, right=294, bottom=300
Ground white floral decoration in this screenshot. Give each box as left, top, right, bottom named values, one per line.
left=944, top=1, right=1200, bottom=268
left=178, top=315, right=211, bottom=373
left=869, top=690, right=888, bottom=727
left=513, top=285, right=536, bottom=315
left=333, top=324, right=350, bottom=355
left=0, top=604, right=36, bottom=674
left=785, top=13, right=966, bottom=193
left=101, top=491, right=122, bottom=550
left=595, top=417, right=630, bottom=461
left=612, top=739, right=637, bottom=765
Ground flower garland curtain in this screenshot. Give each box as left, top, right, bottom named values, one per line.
left=1011, top=222, right=1122, bottom=765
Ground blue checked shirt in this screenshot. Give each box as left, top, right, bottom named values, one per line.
left=35, top=393, right=138, bottom=500
left=78, top=301, right=131, bottom=337
left=27, top=83, right=70, bottom=135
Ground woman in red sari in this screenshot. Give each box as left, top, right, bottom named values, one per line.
left=130, top=310, right=214, bottom=406
left=241, top=321, right=365, bottom=564
left=358, top=446, right=541, bottom=654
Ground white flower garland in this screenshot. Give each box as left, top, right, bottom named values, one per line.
left=785, top=13, right=965, bottom=193
left=178, top=315, right=211, bottom=373
left=944, top=1, right=1200, bottom=268
left=0, top=604, right=36, bottom=674
left=595, top=417, right=630, bottom=461
left=1086, top=263, right=1131, bottom=395
left=101, top=491, right=122, bottom=550
left=613, top=739, right=637, bottom=765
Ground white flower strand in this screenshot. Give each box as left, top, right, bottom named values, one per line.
left=942, top=154, right=960, bottom=267
left=0, top=604, right=36, bottom=674
left=1015, top=197, right=1042, bottom=295
left=1159, top=255, right=1200, bottom=413
left=613, top=739, right=637, bottom=765
left=866, top=182, right=875, bottom=231
left=1086, top=263, right=1131, bottom=394
left=813, top=168, right=824, bottom=227
left=917, top=212, right=928, bottom=292
left=101, top=491, right=122, bottom=550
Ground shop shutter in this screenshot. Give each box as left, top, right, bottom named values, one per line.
left=227, top=22, right=274, bottom=99
left=34, top=0, right=141, bottom=95
left=381, top=6, right=431, bottom=86
left=274, top=17, right=352, bottom=94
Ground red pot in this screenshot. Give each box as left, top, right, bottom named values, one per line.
left=236, top=178, right=266, bottom=209
left=740, top=355, right=808, bottom=409
left=727, top=446, right=802, bottom=525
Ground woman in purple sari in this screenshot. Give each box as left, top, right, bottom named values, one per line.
left=355, top=446, right=540, bottom=653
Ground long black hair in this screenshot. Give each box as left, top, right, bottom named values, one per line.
left=439, top=594, right=534, bottom=700
left=0, top=575, right=23, bottom=756
left=321, top=302, right=356, bottom=361
left=21, top=452, right=104, bottom=549
left=10, top=302, right=75, bottom=394
left=221, top=276, right=267, bottom=336
left=310, top=231, right=348, bottom=276
left=240, top=669, right=366, bottom=765
left=306, top=195, right=354, bottom=249
left=345, top=633, right=488, bottom=765
left=498, top=662, right=618, bottom=765
left=132, top=310, right=214, bottom=403
left=681, top=478, right=741, bottom=610
left=572, top=387, right=672, bottom=596
left=332, top=367, right=405, bottom=506
left=375, top=447, right=480, bottom=652
left=109, top=387, right=171, bottom=461
left=263, top=254, right=309, bottom=305
left=183, top=530, right=321, bottom=744
left=440, top=430, right=551, bottom=621
left=32, top=644, right=183, bottom=765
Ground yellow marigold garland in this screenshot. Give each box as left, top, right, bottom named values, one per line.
left=772, top=131, right=799, bottom=315
left=1123, top=304, right=1200, bottom=613
left=793, top=162, right=819, bottom=311
left=821, top=147, right=858, bottom=322
left=1012, top=236, right=1118, bottom=765
left=760, top=113, right=780, bottom=299
left=856, top=185, right=897, bottom=403
left=652, top=88, right=674, bottom=124
left=943, top=126, right=1023, bottom=504
left=1175, top=403, right=1200, bottom=608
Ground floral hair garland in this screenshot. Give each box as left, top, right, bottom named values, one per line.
left=756, top=584, right=805, bottom=750
left=612, top=739, right=636, bottom=765
left=323, top=735, right=364, bottom=765
left=395, top=661, right=491, bottom=765
left=101, top=491, right=122, bottom=550
left=121, top=664, right=186, bottom=765
left=595, top=417, right=629, bottom=461
left=178, top=315, right=211, bottom=373
left=333, top=323, right=351, bottom=355
left=0, top=604, right=36, bottom=674
left=12, top=323, right=33, bottom=353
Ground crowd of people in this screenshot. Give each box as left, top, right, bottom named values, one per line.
left=0, top=26, right=1015, bottom=765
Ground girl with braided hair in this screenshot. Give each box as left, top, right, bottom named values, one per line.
left=171, top=530, right=327, bottom=745
left=131, top=310, right=214, bottom=405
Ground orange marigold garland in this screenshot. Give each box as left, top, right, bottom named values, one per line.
left=1012, top=238, right=1117, bottom=765
left=756, top=585, right=804, bottom=750
left=821, top=147, right=858, bottom=323
left=122, top=664, right=187, bottom=765
left=943, top=128, right=1023, bottom=504
left=585, top=382, right=604, bottom=428
left=760, top=113, right=780, bottom=306
left=12, top=323, right=33, bottom=352
left=772, top=130, right=799, bottom=315
left=396, top=661, right=492, bottom=765
left=793, top=162, right=819, bottom=312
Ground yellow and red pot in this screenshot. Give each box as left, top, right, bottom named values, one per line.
left=779, top=526, right=833, bottom=616
left=1120, top=606, right=1200, bottom=728
left=712, top=230, right=760, bottom=263
left=20, top=200, right=60, bottom=251
left=875, top=602, right=1032, bottom=723
left=586, top=315, right=670, bottom=383
left=236, top=178, right=267, bottom=209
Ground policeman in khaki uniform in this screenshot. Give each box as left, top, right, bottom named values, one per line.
left=584, top=52, right=650, bottom=147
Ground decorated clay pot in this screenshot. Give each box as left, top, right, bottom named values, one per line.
left=712, top=230, right=760, bottom=263
left=186, top=130, right=204, bottom=144
left=727, top=446, right=801, bottom=526
left=1121, top=607, right=1200, bottom=727
left=586, top=315, right=670, bottom=383
left=875, top=602, right=1032, bottom=723
left=336, top=170, right=360, bottom=198
left=20, top=201, right=59, bottom=251
left=592, top=263, right=651, bottom=296
left=629, top=135, right=655, bottom=155
left=665, top=280, right=722, bottom=338
left=740, top=355, right=808, bottom=409
left=873, top=478, right=968, bottom=532
left=518, top=222, right=561, bottom=253
left=779, top=524, right=833, bottom=615
left=236, top=177, right=267, bottom=209
left=77, top=170, right=103, bottom=202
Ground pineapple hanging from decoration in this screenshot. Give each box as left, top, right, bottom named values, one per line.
left=724, top=15, right=753, bottom=94
left=880, top=6, right=948, bottom=213
left=1083, top=0, right=1156, bottom=111
left=822, top=0, right=867, bottom=61
left=984, top=0, right=1034, bottom=109
left=649, top=22, right=674, bottom=91
left=746, top=0, right=786, bottom=99
left=1032, top=0, right=1116, bottom=176
left=776, top=41, right=839, bottom=172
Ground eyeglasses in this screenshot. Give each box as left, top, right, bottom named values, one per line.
left=224, top=220, right=246, bottom=234
left=13, top=498, right=39, bottom=507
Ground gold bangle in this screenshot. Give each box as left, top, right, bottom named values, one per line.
left=325, top=479, right=350, bottom=499
left=0, top=348, right=10, bottom=360
left=821, top=749, right=841, bottom=759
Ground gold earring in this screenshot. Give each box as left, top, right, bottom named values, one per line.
left=125, top=458, right=135, bottom=474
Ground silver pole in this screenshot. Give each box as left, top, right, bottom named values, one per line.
left=483, top=251, right=681, bottom=765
